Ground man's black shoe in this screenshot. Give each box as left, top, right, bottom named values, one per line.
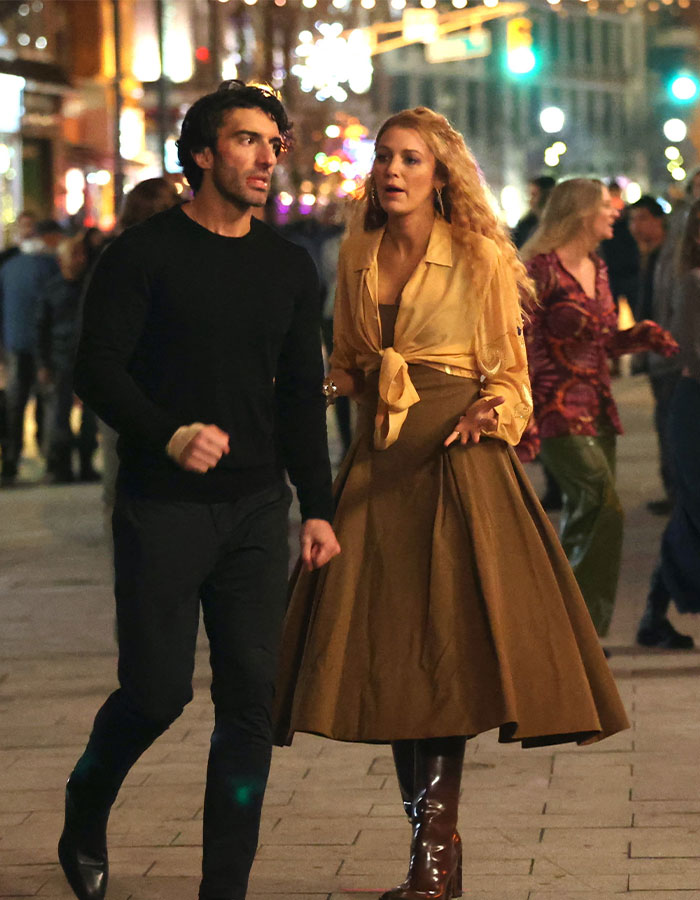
left=646, top=498, right=673, bottom=516
left=57, top=783, right=109, bottom=900
left=636, top=618, right=695, bottom=650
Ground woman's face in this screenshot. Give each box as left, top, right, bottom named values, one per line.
left=587, top=186, right=618, bottom=243
left=372, top=126, right=443, bottom=221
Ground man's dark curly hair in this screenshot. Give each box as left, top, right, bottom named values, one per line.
left=176, top=80, right=292, bottom=193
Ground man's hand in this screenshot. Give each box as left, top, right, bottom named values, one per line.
left=168, top=424, right=230, bottom=473
left=300, top=519, right=341, bottom=572
left=444, top=395, right=504, bottom=446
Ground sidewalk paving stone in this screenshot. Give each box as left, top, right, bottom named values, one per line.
left=4, top=376, right=700, bottom=898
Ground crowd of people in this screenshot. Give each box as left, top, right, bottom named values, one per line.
left=0, top=179, right=181, bottom=490
left=0, top=79, right=699, bottom=900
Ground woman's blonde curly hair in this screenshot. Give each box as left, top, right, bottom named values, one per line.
left=520, top=178, right=604, bottom=262
left=354, top=107, right=536, bottom=309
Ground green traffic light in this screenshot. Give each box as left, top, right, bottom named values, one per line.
left=670, top=73, right=699, bottom=103
left=507, top=47, right=536, bottom=75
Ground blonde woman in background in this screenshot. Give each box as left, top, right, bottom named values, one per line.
left=520, top=178, right=678, bottom=641
left=275, top=110, right=629, bottom=900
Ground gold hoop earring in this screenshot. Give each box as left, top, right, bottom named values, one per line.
left=435, top=187, right=445, bottom=218
left=370, top=182, right=379, bottom=207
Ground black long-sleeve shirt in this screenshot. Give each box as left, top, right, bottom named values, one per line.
left=75, top=206, right=333, bottom=521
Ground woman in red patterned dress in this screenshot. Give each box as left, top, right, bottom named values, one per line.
left=520, top=178, right=678, bottom=637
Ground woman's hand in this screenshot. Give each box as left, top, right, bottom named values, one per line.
left=328, top=368, right=364, bottom=398
left=444, top=395, right=505, bottom=447
left=633, top=320, right=680, bottom=358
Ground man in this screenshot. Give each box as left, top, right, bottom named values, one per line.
left=58, top=81, right=340, bottom=900
left=0, top=211, right=35, bottom=457
left=0, top=209, right=37, bottom=268
left=511, top=175, right=555, bottom=249
left=628, top=196, right=684, bottom=520
left=600, top=180, right=639, bottom=313
left=0, top=218, right=62, bottom=483
left=36, top=233, right=98, bottom=483
left=512, top=175, right=561, bottom=510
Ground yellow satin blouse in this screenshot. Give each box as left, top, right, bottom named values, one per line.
left=330, top=216, right=532, bottom=449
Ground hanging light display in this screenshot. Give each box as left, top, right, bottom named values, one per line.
left=291, top=22, right=373, bottom=102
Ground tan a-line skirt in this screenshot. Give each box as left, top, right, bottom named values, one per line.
left=274, top=366, right=629, bottom=748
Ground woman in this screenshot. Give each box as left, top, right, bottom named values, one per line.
left=520, top=179, right=678, bottom=638
left=637, top=199, right=700, bottom=641
left=274, top=110, right=629, bottom=900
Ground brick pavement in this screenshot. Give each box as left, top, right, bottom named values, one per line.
left=2, top=375, right=700, bottom=900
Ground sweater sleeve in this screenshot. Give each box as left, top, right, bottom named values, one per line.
left=274, top=250, right=334, bottom=522
left=74, top=234, right=182, bottom=450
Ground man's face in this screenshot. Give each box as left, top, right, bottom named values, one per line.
left=527, top=183, right=541, bottom=211
left=197, top=107, right=281, bottom=209
left=16, top=213, right=35, bottom=241
left=628, top=207, right=664, bottom=248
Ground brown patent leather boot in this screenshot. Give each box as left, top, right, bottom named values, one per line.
left=391, top=740, right=417, bottom=822
left=381, top=737, right=466, bottom=900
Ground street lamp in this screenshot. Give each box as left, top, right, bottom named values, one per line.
left=663, top=118, right=687, bottom=142
left=539, top=106, right=565, bottom=134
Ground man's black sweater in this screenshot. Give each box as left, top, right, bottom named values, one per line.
left=75, top=206, right=333, bottom=521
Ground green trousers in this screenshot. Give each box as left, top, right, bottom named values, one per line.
left=539, top=432, right=624, bottom=637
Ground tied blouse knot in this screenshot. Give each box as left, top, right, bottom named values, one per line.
left=330, top=216, right=533, bottom=450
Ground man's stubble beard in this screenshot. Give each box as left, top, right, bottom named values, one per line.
left=212, top=165, right=268, bottom=210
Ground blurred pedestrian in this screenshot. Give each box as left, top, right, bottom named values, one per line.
left=600, top=180, right=640, bottom=313
left=0, top=212, right=36, bottom=459
left=275, top=110, right=629, bottom=900
left=36, top=233, right=99, bottom=483
left=116, top=176, right=181, bottom=233
left=81, top=226, right=106, bottom=271
left=0, top=218, right=62, bottom=484
left=512, top=175, right=555, bottom=249
left=512, top=176, right=561, bottom=510
left=0, top=210, right=37, bottom=267
left=97, top=176, right=182, bottom=521
left=280, top=204, right=352, bottom=457
left=520, top=179, right=678, bottom=638
left=319, top=216, right=352, bottom=456
left=688, top=168, right=700, bottom=204
left=628, top=196, right=683, bottom=515
left=637, top=199, right=700, bottom=649
left=58, top=81, right=338, bottom=900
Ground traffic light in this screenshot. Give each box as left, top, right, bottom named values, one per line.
left=506, top=17, right=536, bottom=76
left=669, top=72, right=699, bottom=103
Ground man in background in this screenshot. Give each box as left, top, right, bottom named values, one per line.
left=628, top=196, right=683, bottom=519
left=512, top=175, right=556, bottom=249
left=0, top=218, right=63, bottom=484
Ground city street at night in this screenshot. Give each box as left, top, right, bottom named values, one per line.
left=2, top=375, right=700, bottom=900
